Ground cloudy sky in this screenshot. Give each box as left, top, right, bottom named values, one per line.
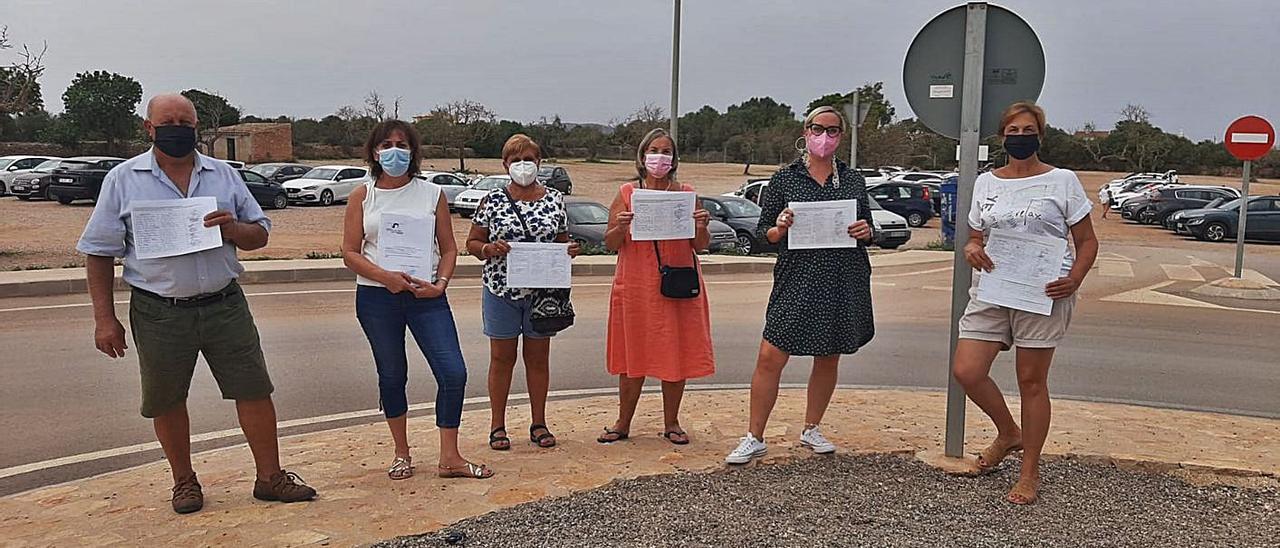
left=4, top=0, right=1278, bottom=140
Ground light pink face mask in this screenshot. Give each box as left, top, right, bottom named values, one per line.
left=805, top=132, right=840, bottom=158
left=644, top=153, right=674, bottom=178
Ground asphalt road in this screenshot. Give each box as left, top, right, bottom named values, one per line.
left=1, top=242, right=1278, bottom=495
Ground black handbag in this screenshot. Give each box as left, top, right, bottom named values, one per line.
left=653, top=241, right=701, bottom=299
left=502, top=188, right=575, bottom=335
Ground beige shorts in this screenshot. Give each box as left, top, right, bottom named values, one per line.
left=958, top=280, right=1075, bottom=350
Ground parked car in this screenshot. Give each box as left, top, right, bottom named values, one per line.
left=920, top=180, right=942, bottom=214
left=418, top=171, right=471, bottom=212
left=454, top=175, right=512, bottom=218
left=1110, top=179, right=1174, bottom=210
left=1122, top=186, right=1239, bottom=225
left=1175, top=196, right=1280, bottom=242
left=283, top=165, right=369, bottom=205
left=564, top=196, right=736, bottom=253
left=31, top=157, right=125, bottom=204
left=868, top=182, right=934, bottom=227
left=220, top=160, right=246, bottom=169
left=699, top=195, right=773, bottom=254
left=9, top=158, right=68, bottom=200
left=854, top=168, right=889, bottom=185
left=0, top=155, right=60, bottom=195
left=889, top=171, right=943, bottom=184
left=1100, top=170, right=1178, bottom=203
left=249, top=163, right=313, bottom=184
left=237, top=169, right=289, bottom=210
left=728, top=178, right=772, bottom=204
left=868, top=195, right=912, bottom=250
left=1165, top=196, right=1230, bottom=230
left=537, top=165, right=573, bottom=194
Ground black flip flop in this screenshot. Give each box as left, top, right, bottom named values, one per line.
left=529, top=424, right=557, bottom=448
left=662, top=430, right=690, bottom=445
left=596, top=427, right=630, bottom=444
left=488, top=427, right=510, bottom=451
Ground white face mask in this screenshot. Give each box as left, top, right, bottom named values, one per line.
left=508, top=161, right=538, bottom=186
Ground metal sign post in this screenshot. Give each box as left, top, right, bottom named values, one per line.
left=1223, top=115, right=1275, bottom=279
left=669, top=0, right=682, bottom=143
left=903, top=2, right=1045, bottom=459
left=844, top=92, right=871, bottom=168
left=1235, top=160, right=1251, bottom=278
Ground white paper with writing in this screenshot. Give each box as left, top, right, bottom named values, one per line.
left=377, top=213, right=436, bottom=281
left=506, top=242, right=572, bottom=289
left=630, top=190, right=696, bottom=241
left=131, top=197, right=222, bottom=260
left=976, top=228, right=1068, bottom=316
left=787, top=199, right=859, bottom=249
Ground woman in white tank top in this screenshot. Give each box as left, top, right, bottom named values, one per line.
left=341, top=120, right=493, bottom=482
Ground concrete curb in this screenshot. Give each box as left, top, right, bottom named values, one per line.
left=0, top=250, right=952, bottom=299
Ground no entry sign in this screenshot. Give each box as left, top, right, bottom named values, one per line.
left=1224, top=116, right=1275, bottom=161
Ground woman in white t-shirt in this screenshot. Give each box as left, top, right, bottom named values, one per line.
left=952, top=102, right=1099, bottom=505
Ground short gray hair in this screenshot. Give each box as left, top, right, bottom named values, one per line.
left=635, top=127, right=679, bottom=181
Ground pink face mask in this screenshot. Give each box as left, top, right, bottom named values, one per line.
left=644, top=153, right=674, bottom=178
left=805, top=132, right=840, bottom=158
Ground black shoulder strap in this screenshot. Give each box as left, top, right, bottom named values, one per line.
left=501, top=186, right=534, bottom=243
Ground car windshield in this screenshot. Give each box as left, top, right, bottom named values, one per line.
left=1205, top=197, right=1228, bottom=209
left=303, top=168, right=338, bottom=180
left=0, top=159, right=13, bottom=170
left=251, top=165, right=279, bottom=176
left=568, top=203, right=610, bottom=224
left=720, top=199, right=761, bottom=217
left=60, top=161, right=92, bottom=170
left=538, top=167, right=554, bottom=177
left=1217, top=198, right=1243, bottom=211
left=474, top=177, right=509, bottom=190
left=33, top=160, right=61, bottom=171
left=867, top=196, right=884, bottom=210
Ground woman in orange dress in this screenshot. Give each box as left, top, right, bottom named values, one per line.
left=597, top=128, right=715, bottom=445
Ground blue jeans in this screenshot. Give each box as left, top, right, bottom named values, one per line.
left=355, top=285, right=467, bottom=427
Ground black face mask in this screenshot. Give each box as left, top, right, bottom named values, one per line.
left=1003, top=134, right=1041, bottom=160
left=153, top=125, right=197, bottom=158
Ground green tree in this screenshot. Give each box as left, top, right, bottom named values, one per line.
left=62, top=70, right=142, bottom=152
left=0, top=25, right=46, bottom=116
left=181, top=89, right=241, bottom=155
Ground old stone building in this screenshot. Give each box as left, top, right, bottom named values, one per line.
left=208, top=123, right=293, bottom=162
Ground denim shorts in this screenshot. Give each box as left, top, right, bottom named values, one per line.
left=482, top=288, right=551, bottom=340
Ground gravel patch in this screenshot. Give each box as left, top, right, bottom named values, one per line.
left=378, top=453, right=1279, bottom=548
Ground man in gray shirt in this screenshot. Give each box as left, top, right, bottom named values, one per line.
left=78, top=93, right=316, bottom=514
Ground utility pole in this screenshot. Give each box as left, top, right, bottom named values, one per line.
left=670, top=0, right=682, bottom=143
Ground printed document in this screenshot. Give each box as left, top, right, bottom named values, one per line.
left=788, top=199, right=859, bottom=249
left=506, top=242, right=572, bottom=289
left=630, top=190, right=696, bottom=240
left=976, top=228, right=1068, bottom=316
left=131, top=197, right=222, bottom=260
left=377, top=213, right=436, bottom=281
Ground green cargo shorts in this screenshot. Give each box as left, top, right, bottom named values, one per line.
left=129, top=281, right=274, bottom=418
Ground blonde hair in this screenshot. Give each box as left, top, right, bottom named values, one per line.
left=999, top=101, right=1047, bottom=136
left=803, top=105, right=847, bottom=133
left=635, top=128, right=679, bottom=181
left=501, top=134, right=542, bottom=164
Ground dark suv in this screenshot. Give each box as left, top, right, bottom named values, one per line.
left=249, top=163, right=312, bottom=184
left=868, top=182, right=934, bottom=227
left=699, top=195, right=773, bottom=254
left=46, top=157, right=126, bottom=204
left=537, top=165, right=573, bottom=194
left=1123, top=186, right=1238, bottom=225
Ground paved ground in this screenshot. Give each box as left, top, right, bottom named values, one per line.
left=383, top=454, right=1280, bottom=548
left=2, top=244, right=1278, bottom=495
left=2, top=389, right=1277, bottom=547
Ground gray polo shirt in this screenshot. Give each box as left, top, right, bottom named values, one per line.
left=76, top=149, right=271, bottom=298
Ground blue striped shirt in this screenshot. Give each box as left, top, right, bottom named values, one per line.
left=76, top=150, right=271, bottom=298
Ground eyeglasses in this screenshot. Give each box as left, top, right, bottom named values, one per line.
left=807, top=124, right=843, bottom=137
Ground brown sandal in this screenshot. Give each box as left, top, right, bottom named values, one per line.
left=437, top=461, right=494, bottom=480
left=973, top=439, right=1023, bottom=475
left=1006, top=479, right=1039, bottom=505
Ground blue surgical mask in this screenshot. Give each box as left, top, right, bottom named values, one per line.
left=378, top=147, right=411, bottom=177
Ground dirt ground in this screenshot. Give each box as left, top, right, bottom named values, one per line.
left=2, top=159, right=1278, bottom=271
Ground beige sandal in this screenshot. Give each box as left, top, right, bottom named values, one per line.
left=437, top=461, right=494, bottom=480
left=973, top=439, right=1023, bottom=475
left=388, top=456, right=414, bottom=480
left=1006, top=479, right=1039, bottom=505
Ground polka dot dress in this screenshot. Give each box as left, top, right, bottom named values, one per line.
left=756, top=158, right=876, bottom=356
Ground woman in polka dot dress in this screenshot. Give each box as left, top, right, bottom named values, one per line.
left=726, top=106, right=876, bottom=465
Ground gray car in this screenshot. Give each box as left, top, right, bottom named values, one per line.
left=418, top=171, right=471, bottom=212
left=0, top=155, right=60, bottom=196
left=565, top=197, right=736, bottom=253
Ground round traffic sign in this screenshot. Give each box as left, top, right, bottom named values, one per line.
left=903, top=4, right=1045, bottom=139
left=1224, top=116, right=1275, bottom=161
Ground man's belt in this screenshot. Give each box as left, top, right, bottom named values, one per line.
left=131, top=282, right=237, bottom=308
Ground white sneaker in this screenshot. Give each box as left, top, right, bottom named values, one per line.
left=800, top=425, right=836, bottom=454
left=725, top=433, right=768, bottom=464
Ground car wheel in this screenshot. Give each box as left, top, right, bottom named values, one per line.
left=1138, top=209, right=1156, bottom=225
left=57, top=195, right=73, bottom=205
left=906, top=212, right=926, bottom=227
left=0, top=182, right=6, bottom=195
left=272, top=193, right=288, bottom=209
left=319, top=189, right=334, bottom=206
left=735, top=232, right=754, bottom=255
left=45, top=186, right=56, bottom=201
left=1203, top=222, right=1228, bottom=242
left=17, top=195, right=30, bottom=201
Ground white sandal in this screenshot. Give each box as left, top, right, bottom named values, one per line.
left=388, top=456, right=414, bottom=480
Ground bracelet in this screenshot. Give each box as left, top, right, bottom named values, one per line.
left=479, top=244, right=489, bottom=259
left=437, top=276, right=450, bottom=285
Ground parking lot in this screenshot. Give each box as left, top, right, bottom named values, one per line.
left=1, top=160, right=1277, bottom=271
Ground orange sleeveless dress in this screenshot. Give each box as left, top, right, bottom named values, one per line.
left=605, top=183, right=716, bottom=382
